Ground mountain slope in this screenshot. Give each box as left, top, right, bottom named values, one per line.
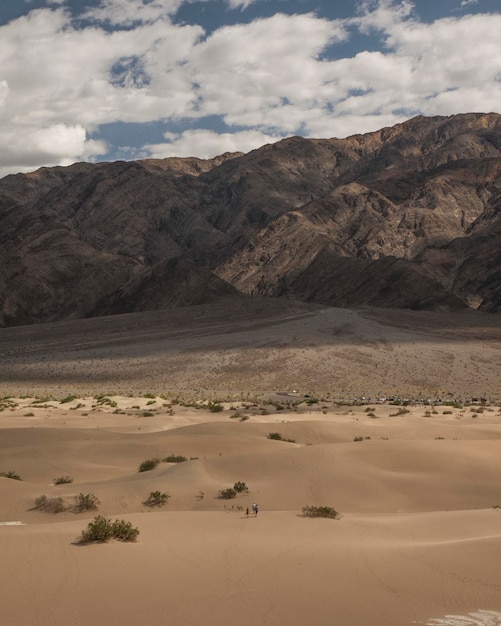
left=1, top=112, right=501, bottom=326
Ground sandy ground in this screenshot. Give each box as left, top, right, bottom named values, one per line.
left=1, top=300, right=501, bottom=625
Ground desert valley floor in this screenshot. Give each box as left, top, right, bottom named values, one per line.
left=1, top=299, right=501, bottom=626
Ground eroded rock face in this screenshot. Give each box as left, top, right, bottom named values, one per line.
left=1, top=112, right=501, bottom=326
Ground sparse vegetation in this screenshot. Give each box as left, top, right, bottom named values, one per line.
left=138, top=457, right=160, bottom=472
left=302, top=505, right=341, bottom=519
left=162, top=454, right=188, bottom=463
left=0, top=471, right=22, bottom=480
left=353, top=436, right=371, bottom=442
left=144, top=491, right=170, bottom=507
left=60, top=395, right=77, bottom=404
left=74, top=492, right=100, bottom=512
left=267, top=432, right=296, bottom=443
left=34, top=495, right=65, bottom=513
left=218, top=487, right=237, bottom=499
left=78, top=515, right=139, bottom=544
left=54, top=475, right=73, bottom=485
left=208, top=401, right=224, bottom=412
left=233, top=481, right=248, bottom=493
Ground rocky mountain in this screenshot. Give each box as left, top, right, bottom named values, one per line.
left=1, top=112, right=501, bottom=326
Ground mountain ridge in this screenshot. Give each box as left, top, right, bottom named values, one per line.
left=1, top=112, right=500, bottom=326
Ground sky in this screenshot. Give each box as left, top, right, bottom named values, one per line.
left=0, top=0, right=500, bottom=178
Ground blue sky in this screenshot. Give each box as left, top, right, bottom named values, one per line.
left=0, top=0, right=500, bottom=177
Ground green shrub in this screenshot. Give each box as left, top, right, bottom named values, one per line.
left=78, top=515, right=114, bottom=543
left=111, top=518, right=140, bottom=542
left=60, top=395, right=76, bottom=404
left=162, top=454, right=187, bottom=463
left=54, top=475, right=73, bottom=485
left=74, top=492, right=100, bottom=513
left=208, top=401, right=224, bottom=412
left=138, top=457, right=160, bottom=472
left=233, top=481, right=249, bottom=493
left=144, top=491, right=170, bottom=507
left=218, top=488, right=237, bottom=499
left=0, top=471, right=21, bottom=480
left=302, top=505, right=341, bottom=519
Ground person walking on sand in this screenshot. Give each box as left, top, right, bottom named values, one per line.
left=246, top=507, right=249, bottom=517
left=252, top=503, right=258, bottom=516
left=255, top=504, right=259, bottom=516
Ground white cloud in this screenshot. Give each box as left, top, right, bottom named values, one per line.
left=145, top=128, right=283, bottom=159
left=0, top=0, right=500, bottom=177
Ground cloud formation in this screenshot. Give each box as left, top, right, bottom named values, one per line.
left=0, top=0, right=499, bottom=177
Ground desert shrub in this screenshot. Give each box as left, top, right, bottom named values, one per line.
left=146, top=400, right=156, bottom=405
left=54, top=475, right=73, bottom=485
left=144, top=490, right=170, bottom=507
left=60, top=395, right=76, bottom=404
left=78, top=515, right=114, bottom=543
left=267, top=432, right=296, bottom=443
left=0, top=471, right=22, bottom=480
left=74, top=492, right=100, bottom=513
left=24, top=412, right=35, bottom=417
left=138, top=457, right=160, bottom=472
left=390, top=408, right=410, bottom=416
left=442, top=410, right=453, bottom=415
left=302, top=505, right=341, bottom=519
left=111, top=519, right=140, bottom=542
left=233, top=481, right=248, bottom=493
left=353, top=436, right=371, bottom=442
left=142, top=411, right=155, bottom=417
left=162, top=454, right=187, bottom=463
left=34, top=495, right=66, bottom=513
left=218, top=488, right=237, bottom=499
left=143, top=393, right=156, bottom=399
left=208, top=401, right=223, bottom=412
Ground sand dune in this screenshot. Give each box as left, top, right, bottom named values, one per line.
left=2, top=395, right=501, bottom=625
left=1, top=302, right=501, bottom=624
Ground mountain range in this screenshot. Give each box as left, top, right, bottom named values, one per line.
left=1, top=112, right=500, bottom=327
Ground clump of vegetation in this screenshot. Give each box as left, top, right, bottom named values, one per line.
left=233, top=481, right=249, bottom=493
left=389, top=408, right=410, bottom=417
left=0, top=471, right=22, bottom=480
left=94, top=395, right=117, bottom=408
left=78, top=515, right=139, bottom=544
left=142, top=410, right=155, bottom=417
left=218, top=488, right=237, bottom=499
left=305, top=397, right=319, bottom=405
left=207, top=401, right=224, bottom=412
left=60, top=395, right=77, bottom=404
left=444, top=400, right=462, bottom=409
left=353, top=436, right=371, bottom=442
left=138, top=457, right=160, bottom=472
left=267, top=432, right=296, bottom=443
left=162, top=454, right=188, bottom=463
left=53, top=475, right=73, bottom=485
left=144, top=491, right=170, bottom=507
left=34, top=495, right=66, bottom=513
left=24, top=412, right=35, bottom=417
left=74, top=492, right=100, bottom=513
left=302, top=505, right=341, bottom=519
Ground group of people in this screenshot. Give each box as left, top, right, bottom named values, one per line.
left=246, top=503, right=259, bottom=517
